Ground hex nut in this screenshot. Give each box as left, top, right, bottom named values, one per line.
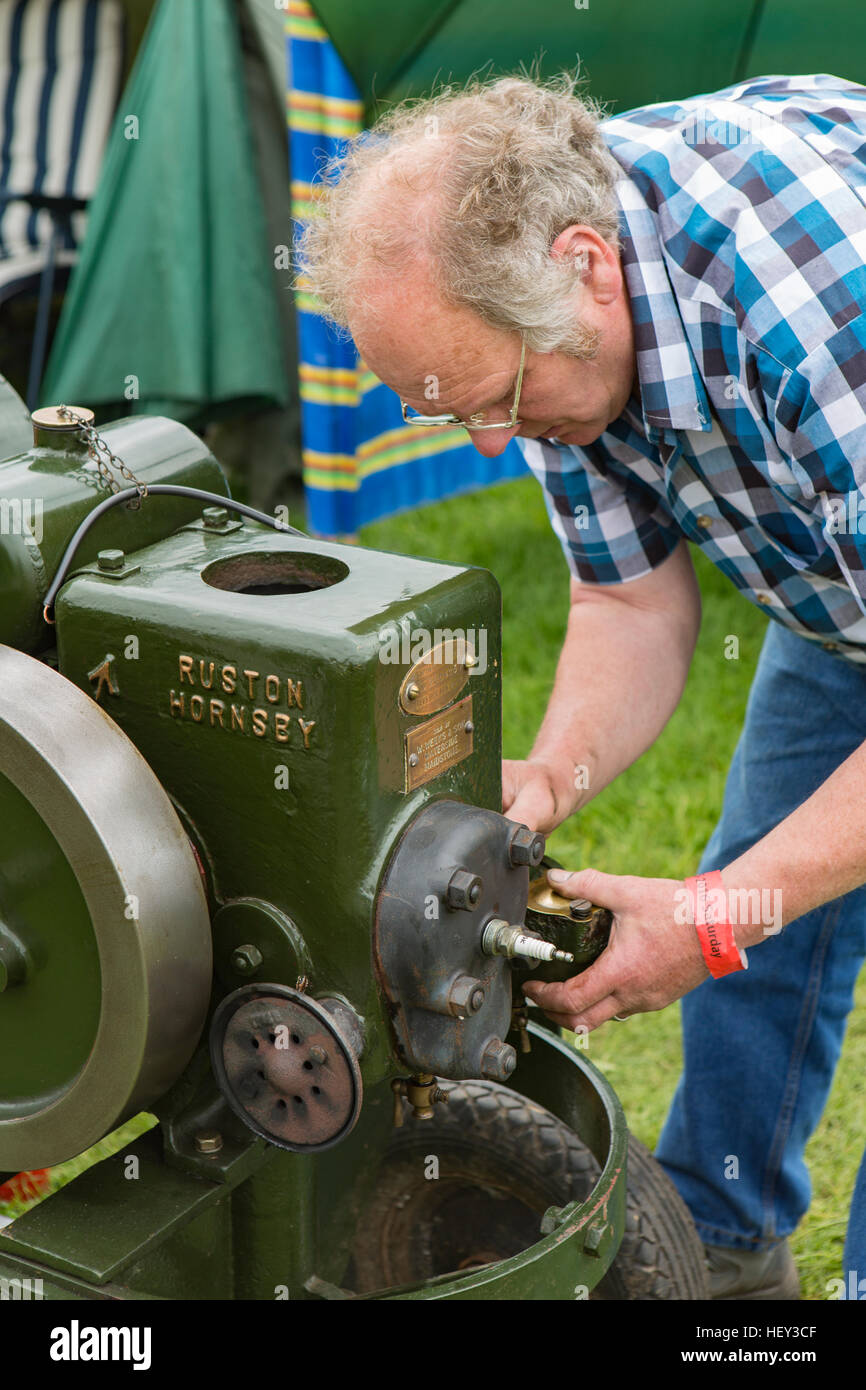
left=480, top=1038, right=517, bottom=1082
left=445, top=869, right=483, bottom=911
left=97, top=548, right=125, bottom=572
left=202, top=506, right=229, bottom=528
left=194, top=1130, right=223, bottom=1155
left=508, top=825, right=546, bottom=867
left=447, top=975, right=486, bottom=1018
left=231, top=943, right=263, bottom=975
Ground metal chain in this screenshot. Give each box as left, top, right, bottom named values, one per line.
left=56, top=404, right=149, bottom=507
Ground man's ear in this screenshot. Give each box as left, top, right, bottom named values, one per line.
left=551, top=225, right=620, bottom=303
left=550, top=224, right=591, bottom=266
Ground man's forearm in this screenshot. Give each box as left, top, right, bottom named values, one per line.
left=721, top=737, right=866, bottom=945
left=528, top=548, right=700, bottom=816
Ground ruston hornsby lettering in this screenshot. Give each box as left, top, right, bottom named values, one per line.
left=169, top=653, right=316, bottom=747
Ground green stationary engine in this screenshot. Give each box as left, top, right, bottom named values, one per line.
left=0, top=384, right=705, bottom=1301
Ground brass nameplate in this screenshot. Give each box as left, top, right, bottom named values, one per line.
left=399, top=637, right=473, bottom=715
left=405, top=695, right=473, bottom=790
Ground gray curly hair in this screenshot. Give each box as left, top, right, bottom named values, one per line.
left=296, top=74, right=623, bottom=359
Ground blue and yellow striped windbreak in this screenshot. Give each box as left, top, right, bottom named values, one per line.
left=286, top=0, right=526, bottom=536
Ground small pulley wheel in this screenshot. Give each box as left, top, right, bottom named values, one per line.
left=210, top=984, right=363, bottom=1153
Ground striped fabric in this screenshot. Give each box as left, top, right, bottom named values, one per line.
left=520, top=74, right=866, bottom=666
left=0, top=0, right=123, bottom=261
left=286, top=0, right=526, bottom=536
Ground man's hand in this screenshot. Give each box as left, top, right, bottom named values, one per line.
left=502, top=758, right=574, bottom=833
left=522, top=867, right=709, bottom=1030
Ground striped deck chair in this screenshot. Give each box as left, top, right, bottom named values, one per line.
left=0, top=0, right=125, bottom=406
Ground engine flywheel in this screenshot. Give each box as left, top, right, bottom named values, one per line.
left=0, top=646, right=212, bottom=1169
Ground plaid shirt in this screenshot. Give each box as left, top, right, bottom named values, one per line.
left=518, top=74, right=866, bottom=663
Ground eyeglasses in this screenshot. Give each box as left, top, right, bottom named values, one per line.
left=400, top=340, right=526, bottom=431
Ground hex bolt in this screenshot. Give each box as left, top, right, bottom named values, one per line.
left=446, top=868, right=483, bottom=911
left=97, top=548, right=125, bottom=572
left=447, top=975, right=486, bottom=1018
left=308, top=1045, right=328, bottom=1064
left=231, top=943, right=263, bottom=975
left=540, top=1205, right=566, bottom=1236
left=583, top=1221, right=608, bottom=1255
left=507, top=824, right=546, bottom=868
left=194, top=1131, right=223, bottom=1155
left=202, top=506, right=229, bottom=529
left=480, top=1038, right=517, bottom=1082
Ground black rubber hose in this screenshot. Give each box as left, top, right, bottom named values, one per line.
left=42, top=484, right=308, bottom=622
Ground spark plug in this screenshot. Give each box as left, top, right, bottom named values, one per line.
left=481, top=918, right=574, bottom=964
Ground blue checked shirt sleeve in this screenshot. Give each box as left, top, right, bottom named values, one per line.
left=771, top=315, right=866, bottom=609
left=518, top=432, right=683, bottom=584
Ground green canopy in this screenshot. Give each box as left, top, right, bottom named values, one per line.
left=312, top=0, right=865, bottom=121
left=41, top=0, right=288, bottom=425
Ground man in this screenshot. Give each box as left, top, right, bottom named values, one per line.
left=299, top=71, right=866, bottom=1300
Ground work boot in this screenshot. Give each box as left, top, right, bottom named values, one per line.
left=704, top=1240, right=801, bottom=1299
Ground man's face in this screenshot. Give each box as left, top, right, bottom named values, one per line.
left=350, top=227, right=637, bottom=459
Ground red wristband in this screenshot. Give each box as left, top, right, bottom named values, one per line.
left=685, top=871, right=748, bottom=979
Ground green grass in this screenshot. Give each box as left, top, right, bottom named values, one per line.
left=0, top=1114, right=156, bottom=1219
left=3, top=473, right=863, bottom=1300
left=360, top=473, right=866, bottom=1301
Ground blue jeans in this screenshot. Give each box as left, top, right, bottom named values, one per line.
left=655, top=621, right=866, bottom=1293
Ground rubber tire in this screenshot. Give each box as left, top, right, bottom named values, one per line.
left=347, top=1079, right=708, bottom=1299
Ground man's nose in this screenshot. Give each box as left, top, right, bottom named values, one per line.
left=467, top=426, right=519, bottom=458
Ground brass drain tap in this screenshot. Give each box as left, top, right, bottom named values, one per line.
left=391, top=1073, right=450, bottom=1126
